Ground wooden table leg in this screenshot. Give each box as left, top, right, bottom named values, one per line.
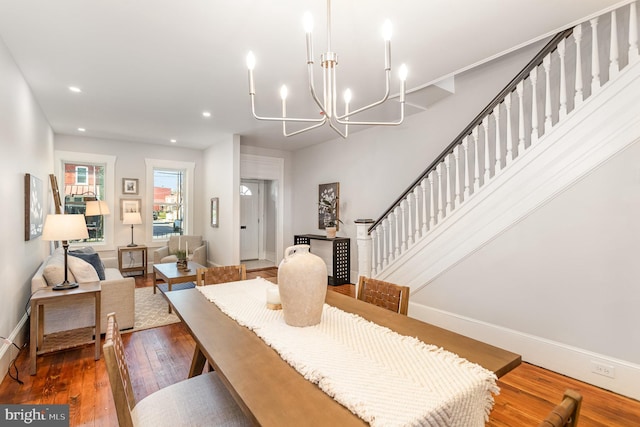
left=189, top=346, right=207, bottom=378
left=29, top=300, right=38, bottom=375
left=94, top=291, right=101, bottom=360
left=153, top=271, right=157, bottom=294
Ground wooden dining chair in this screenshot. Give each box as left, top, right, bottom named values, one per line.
left=538, top=389, right=583, bottom=427
left=357, top=276, right=410, bottom=315
left=103, top=312, right=251, bottom=427
left=196, top=264, right=246, bottom=286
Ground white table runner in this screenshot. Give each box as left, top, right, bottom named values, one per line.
left=197, top=278, right=498, bottom=427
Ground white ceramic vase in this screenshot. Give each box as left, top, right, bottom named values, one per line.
left=277, top=244, right=327, bottom=327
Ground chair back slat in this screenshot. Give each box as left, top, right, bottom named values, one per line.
left=103, top=312, right=136, bottom=427
left=357, top=276, right=410, bottom=315
left=196, top=265, right=247, bottom=286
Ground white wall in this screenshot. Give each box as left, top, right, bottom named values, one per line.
left=55, top=134, right=206, bottom=257
left=290, top=41, right=545, bottom=279
left=0, top=36, right=54, bottom=373
left=204, top=135, right=241, bottom=266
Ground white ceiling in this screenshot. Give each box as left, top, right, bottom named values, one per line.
left=0, top=0, right=624, bottom=151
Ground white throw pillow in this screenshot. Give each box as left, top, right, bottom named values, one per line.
left=67, top=255, right=100, bottom=283
left=42, top=253, right=75, bottom=286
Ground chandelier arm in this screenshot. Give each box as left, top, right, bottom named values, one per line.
left=327, top=117, right=348, bottom=138
left=307, top=62, right=329, bottom=117
left=336, top=69, right=391, bottom=120
left=283, top=119, right=328, bottom=137
left=335, top=102, right=405, bottom=126
left=250, top=94, right=325, bottom=123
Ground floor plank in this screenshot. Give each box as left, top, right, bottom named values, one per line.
left=1, top=271, right=638, bottom=426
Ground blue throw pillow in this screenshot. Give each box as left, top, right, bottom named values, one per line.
left=69, top=251, right=106, bottom=280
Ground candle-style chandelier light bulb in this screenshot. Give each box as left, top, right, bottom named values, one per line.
left=246, top=0, right=407, bottom=138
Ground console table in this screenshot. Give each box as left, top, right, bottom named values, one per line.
left=294, top=234, right=350, bottom=285
left=30, top=283, right=101, bottom=375
left=118, top=245, right=147, bottom=276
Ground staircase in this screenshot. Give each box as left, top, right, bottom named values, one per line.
left=362, top=1, right=640, bottom=288
left=356, top=1, right=640, bottom=400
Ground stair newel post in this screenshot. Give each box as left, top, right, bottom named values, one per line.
left=504, top=94, right=514, bottom=165
left=530, top=66, right=539, bottom=144
left=437, top=162, right=445, bottom=221
left=493, top=106, right=502, bottom=172
left=574, top=23, right=584, bottom=106
left=462, top=136, right=471, bottom=199
left=472, top=127, right=480, bottom=192
left=609, top=10, right=619, bottom=79
left=590, top=17, right=601, bottom=93
left=481, top=117, right=490, bottom=183
left=543, top=54, right=553, bottom=133
left=356, top=219, right=375, bottom=281
left=558, top=38, right=568, bottom=118
left=630, top=1, right=638, bottom=63
left=428, top=171, right=436, bottom=229
left=413, top=186, right=421, bottom=242
left=516, top=80, right=526, bottom=154
left=420, top=178, right=429, bottom=235
left=444, top=154, right=452, bottom=215
left=454, top=146, right=462, bottom=206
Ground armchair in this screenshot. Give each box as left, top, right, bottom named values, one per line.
left=154, top=235, right=207, bottom=266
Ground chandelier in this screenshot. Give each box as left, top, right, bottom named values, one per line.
left=246, top=0, right=407, bottom=138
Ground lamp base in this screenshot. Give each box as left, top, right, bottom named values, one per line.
left=52, top=282, right=79, bottom=291
left=127, top=243, right=138, bottom=247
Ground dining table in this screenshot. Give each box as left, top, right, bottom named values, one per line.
left=165, top=278, right=521, bottom=426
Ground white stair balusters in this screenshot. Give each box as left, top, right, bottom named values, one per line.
left=558, top=38, right=568, bottom=119
left=516, top=80, right=526, bottom=153
left=574, top=24, right=584, bottom=106
left=610, top=10, right=620, bottom=78
left=591, top=17, right=601, bottom=92
left=494, top=105, right=503, bottom=172
left=530, top=66, right=540, bottom=144
left=543, top=54, right=553, bottom=133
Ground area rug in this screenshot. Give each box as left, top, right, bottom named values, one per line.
left=131, top=286, right=181, bottom=332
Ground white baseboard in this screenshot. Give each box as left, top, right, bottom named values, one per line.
left=409, top=302, right=640, bottom=400
left=0, top=313, right=29, bottom=383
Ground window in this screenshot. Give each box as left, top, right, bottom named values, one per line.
left=75, top=166, right=88, bottom=184
left=63, top=162, right=106, bottom=242
left=152, top=168, right=185, bottom=239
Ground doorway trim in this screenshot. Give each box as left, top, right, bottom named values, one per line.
left=240, top=154, right=284, bottom=265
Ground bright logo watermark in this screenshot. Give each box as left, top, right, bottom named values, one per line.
left=0, top=405, right=68, bottom=426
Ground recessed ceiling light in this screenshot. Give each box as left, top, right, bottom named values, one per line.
left=68, top=86, right=82, bottom=93
left=77, top=127, right=86, bottom=132
left=202, top=111, right=212, bottom=118
left=170, top=139, right=177, bottom=143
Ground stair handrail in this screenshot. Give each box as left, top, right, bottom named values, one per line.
left=368, top=28, right=573, bottom=233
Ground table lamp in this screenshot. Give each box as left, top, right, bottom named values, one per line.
left=85, top=200, right=110, bottom=216
left=42, top=214, right=90, bottom=290
left=123, top=211, right=142, bottom=247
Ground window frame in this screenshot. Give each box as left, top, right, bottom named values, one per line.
left=54, top=151, right=116, bottom=249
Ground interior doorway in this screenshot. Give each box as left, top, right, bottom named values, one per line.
left=240, top=179, right=277, bottom=269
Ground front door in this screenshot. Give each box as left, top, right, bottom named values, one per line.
left=240, top=180, right=261, bottom=260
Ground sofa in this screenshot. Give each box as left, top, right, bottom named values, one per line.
left=153, top=235, right=207, bottom=267
left=31, top=247, right=135, bottom=333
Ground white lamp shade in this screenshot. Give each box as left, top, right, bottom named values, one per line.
left=123, top=211, right=142, bottom=225
left=42, top=214, right=90, bottom=241
left=85, top=200, right=110, bottom=216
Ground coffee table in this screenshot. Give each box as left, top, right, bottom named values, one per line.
left=153, top=261, right=204, bottom=312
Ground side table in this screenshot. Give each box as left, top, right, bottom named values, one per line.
left=118, top=245, right=148, bottom=276
left=30, top=282, right=101, bottom=375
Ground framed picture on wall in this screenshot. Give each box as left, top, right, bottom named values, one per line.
left=24, top=173, right=44, bottom=241
left=120, top=198, right=141, bottom=220
left=318, top=182, right=340, bottom=230
left=211, top=197, right=219, bottom=228
left=122, top=178, right=139, bottom=195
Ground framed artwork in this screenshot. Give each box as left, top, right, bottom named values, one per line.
left=120, top=198, right=141, bottom=220
left=211, top=197, right=219, bottom=228
left=24, top=173, right=44, bottom=241
left=318, top=182, right=340, bottom=230
left=122, top=178, right=139, bottom=195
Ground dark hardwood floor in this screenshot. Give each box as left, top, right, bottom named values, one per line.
left=1, top=269, right=638, bottom=426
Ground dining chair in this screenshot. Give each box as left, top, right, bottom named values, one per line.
left=538, top=389, right=583, bottom=427
left=103, top=312, right=251, bottom=427
left=357, top=276, right=410, bottom=315
left=196, top=264, right=246, bottom=286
